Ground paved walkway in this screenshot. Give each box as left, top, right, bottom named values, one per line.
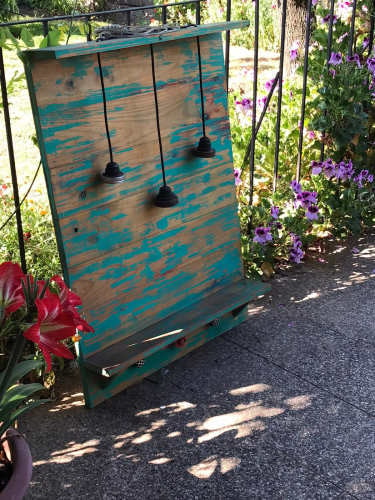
left=22, top=232, right=375, bottom=499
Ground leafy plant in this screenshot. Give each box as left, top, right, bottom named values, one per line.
left=0, top=261, right=94, bottom=436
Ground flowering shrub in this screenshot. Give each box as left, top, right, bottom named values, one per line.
left=0, top=182, right=61, bottom=278
left=0, top=261, right=93, bottom=435
left=230, top=0, right=375, bottom=277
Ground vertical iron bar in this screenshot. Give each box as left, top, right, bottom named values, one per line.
left=42, top=20, right=49, bottom=36
left=248, top=0, right=259, bottom=206
left=348, top=0, right=357, bottom=57
left=86, top=19, right=92, bottom=41
left=162, top=5, right=167, bottom=24
left=126, top=10, right=131, bottom=25
left=273, top=0, right=287, bottom=193
left=150, top=44, right=167, bottom=186
left=296, top=0, right=313, bottom=181
left=368, top=0, right=375, bottom=54
left=320, top=0, right=336, bottom=161
left=225, top=0, right=231, bottom=92
left=0, top=48, right=27, bottom=273
left=196, top=0, right=201, bottom=24
left=243, top=72, right=279, bottom=172
left=196, top=36, right=207, bottom=138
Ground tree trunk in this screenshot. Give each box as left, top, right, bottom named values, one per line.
left=277, top=0, right=308, bottom=76
left=101, top=0, right=154, bottom=24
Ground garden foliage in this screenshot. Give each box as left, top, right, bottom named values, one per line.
left=230, top=0, right=375, bottom=276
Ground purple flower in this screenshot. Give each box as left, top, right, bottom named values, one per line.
left=241, top=98, right=252, bottom=110
left=322, top=14, right=338, bottom=24
left=354, top=169, right=373, bottom=187
left=306, top=204, right=319, bottom=220
left=290, top=48, right=298, bottom=61
left=264, top=78, right=276, bottom=91
left=253, top=227, right=273, bottom=245
left=289, top=234, right=305, bottom=263
left=290, top=180, right=302, bottom=193
left=312, top=0, right=318, bottom=5
left=346, top=53, right=361, bottom=68
left=362, top=37, right=369, bottom=49
left=233, top=168, right=242, bottom=186
left=322, top=158, right=335, bottom=179
left=270, top=206, right=279, bottom=219
left=296, top=191, right=318, bottom=208
left=306, top=130, right=316, bottom=140
left=311, top=160, right=323, bottom=175
left=366, top=57, right=375, bottom=74
left=257, top=95, right=268, bottom=111
left=290, top=246, right=305, bottom=264
left=328, top=52, right=342, bottom=65
left=329, top=68, right=336, bottom=78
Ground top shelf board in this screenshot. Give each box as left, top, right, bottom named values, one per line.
left=22, top=21, right=249, bottom=61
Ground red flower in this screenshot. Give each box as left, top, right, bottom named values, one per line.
left=23, top=295, right=76, bottom=371
left=0, top=262, right=25, bottom=320
left=52, top=276, right=94, bottom=333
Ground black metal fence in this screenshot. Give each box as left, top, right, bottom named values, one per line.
left=0, top=0, right=373, bottom=272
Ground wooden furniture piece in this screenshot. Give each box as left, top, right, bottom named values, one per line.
left=22, top=22, right=270, bottom=408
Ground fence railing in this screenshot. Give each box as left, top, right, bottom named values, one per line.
left=0, top=0, right=373, bottom=272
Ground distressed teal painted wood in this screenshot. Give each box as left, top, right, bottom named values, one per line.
left=22, top=22, right=248, bottom=61
left=85, top=279, right=270, bottom=377
left=22, top=23, right=270, bottom=408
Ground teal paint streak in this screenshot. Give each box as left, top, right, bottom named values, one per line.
left=61, top=57, right=94, bottom=78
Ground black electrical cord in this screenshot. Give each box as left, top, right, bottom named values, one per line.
left=150, top=44, right=167, bottom=187
left=196, top=36, right=206, bottom=138
left=97, top=52, right=114, bottom=163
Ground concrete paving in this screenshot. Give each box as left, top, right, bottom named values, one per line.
left=21, top=231, right=375, bottom=499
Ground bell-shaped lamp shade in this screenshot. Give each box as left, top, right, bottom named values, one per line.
left=100, top=161, right=125, bottom=184
left=154, top=185, right=179, bottom=208
left=192, top=135, right=216, bottom=158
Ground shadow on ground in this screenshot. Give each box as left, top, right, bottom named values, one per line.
left=22, top=232, right=375, bottom=499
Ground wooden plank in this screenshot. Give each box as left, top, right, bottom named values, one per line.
left=75, top=205, right=243, bottom=356
left=26, top=36, right=232, bottom=221
left=59, top=161, right=236, bottom=268
left=22, top=22, right=249, bottom=61
left=84, top=279, right=270, bottom=377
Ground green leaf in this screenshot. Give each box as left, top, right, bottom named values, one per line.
left=0, top=359, right=43, bottom=389
left=0, top=399, right=49, bottom=437
left=20, top=28, right=35, bottom=47
left=47, top=29, right=61, bottom=47
left=1, top=382, right=44, bottom=407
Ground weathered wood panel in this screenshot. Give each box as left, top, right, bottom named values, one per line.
left=23, top=23, right=268, bottom=407
left=71, top=205, right=243, bottom=355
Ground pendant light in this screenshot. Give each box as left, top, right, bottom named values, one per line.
left=97, top=52, right=125, bottom=184
left=192, top=36, right=216, bottom=158
left=150, top=44, right=178, bottom=208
